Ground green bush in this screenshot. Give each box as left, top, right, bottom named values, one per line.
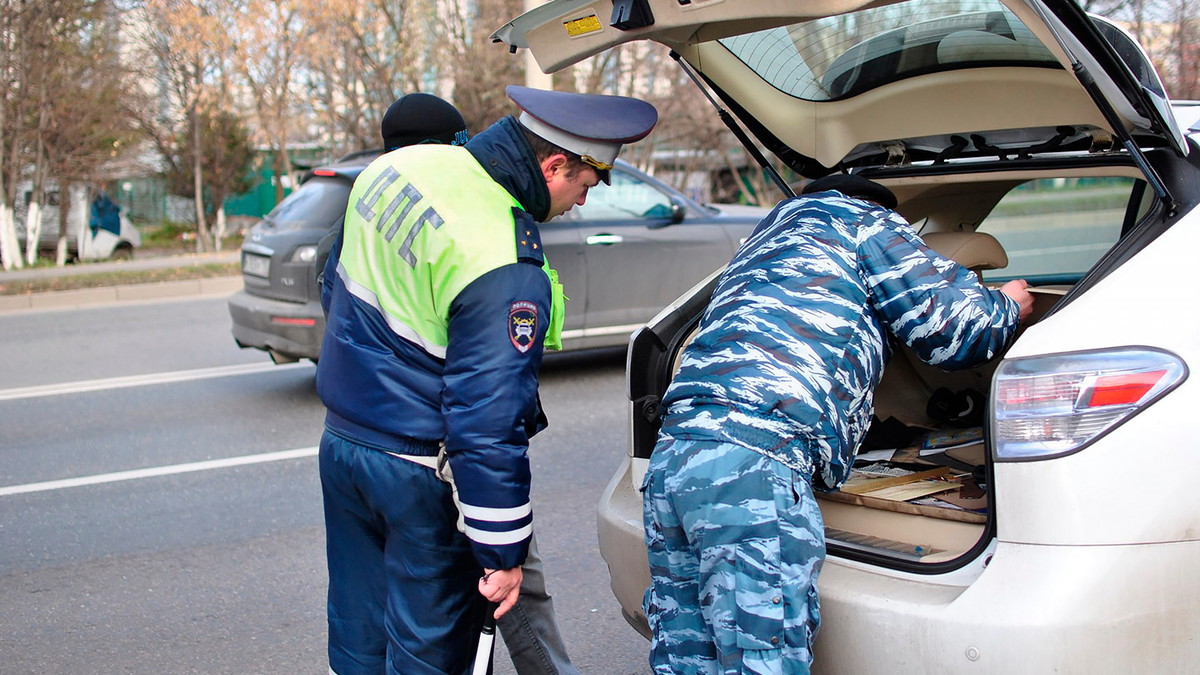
left=140, top=220, right=244, bottom=251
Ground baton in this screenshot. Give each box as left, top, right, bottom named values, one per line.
left=470, top=601, right=500, bottom=675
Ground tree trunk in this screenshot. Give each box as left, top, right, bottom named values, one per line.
left=0, top=204, right=19, bottom=270
left=214, top=204, right=226, bottom=252
left=0, top=167, right=18, bottom=268
left=2, top=129, right=20, bottom=269
left=24, top=200, right=42, bottom=266
left=55, top=183, right=72, bottom=266
left=191, top=102, right=210, bottom=253
left=24, top=145, right=46, bottom=266
left=76, top=185, right=92, bottom=261
left=273, top=143, right=290, bottom=204
left=0, top=63, right=13, bottom=272
left=0, top=111, right=16, bottom=270
left=281, top=142, right=294, bottom=200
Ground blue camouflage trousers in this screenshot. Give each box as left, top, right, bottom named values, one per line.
left=642, top=435, right=825, bottom=675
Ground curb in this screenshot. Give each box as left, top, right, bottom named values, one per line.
left=0, top=276, right=243, bottom=314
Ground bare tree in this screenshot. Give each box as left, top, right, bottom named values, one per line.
left=232, top=0, right=308, bottom=205
left=0, top=0, right=26, bottom=270
left=136, top=0, right=232, bottom=252
left=9, top=0, right=128, bottom=267
left=1166, top=0, right=1199, bottom=98
left=15, top=0, right=56, bottom=267
left=442, top=0, right=526, bottom=132
left=303, top=0, right=444, bottom=154
left=39, top=0, right=139, bottom=265
left=163, top=106, right=254, bottom=251
left=562, top=40, right=779, bottom=205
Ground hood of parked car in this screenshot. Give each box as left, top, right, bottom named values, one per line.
left=493, top=0, right=1187, bottom=178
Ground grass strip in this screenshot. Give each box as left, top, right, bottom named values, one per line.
left=0, top=263, right=240, bottom=296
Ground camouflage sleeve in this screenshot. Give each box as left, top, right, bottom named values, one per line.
left=858, top=210, right=1020, bottom=369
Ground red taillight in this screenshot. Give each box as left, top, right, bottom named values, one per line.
left=312, top=169, right=336, bottom=177
left=1085, top=370, right=1166, bottom=407
left=992, top=349, right=1185, bottom=460
left=271, top=317, right=316, bottom=327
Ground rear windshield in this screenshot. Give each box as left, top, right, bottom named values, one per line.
left=719, top=0, right=1061, bottom=101
left=262, top=177, right=352, bottom=231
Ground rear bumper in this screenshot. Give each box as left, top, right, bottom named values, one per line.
left=597, top=454, right=653, bottom=640
left=598, top=453, right=1200, bottom=673
left=227, top=288, right=324, bottom=362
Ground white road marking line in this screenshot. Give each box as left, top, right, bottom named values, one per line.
left=0, top=447, right=319, bottom=497
left=0, top=362, right=312, bottom=402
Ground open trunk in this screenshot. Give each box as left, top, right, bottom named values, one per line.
left=630, top=162, right=1160, bottom=571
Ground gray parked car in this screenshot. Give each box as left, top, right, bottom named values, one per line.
left=228, top=153, right=769, bottom=363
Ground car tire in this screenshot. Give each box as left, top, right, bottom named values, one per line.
left=111, top=245, right=133, bottom=261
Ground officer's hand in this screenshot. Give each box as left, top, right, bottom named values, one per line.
left=1000, top=279, right=1034, bottom=322
left=479, top=567, right=522, bottom=619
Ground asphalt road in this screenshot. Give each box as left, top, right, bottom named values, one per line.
left=0, top=294, right=651, bottom=674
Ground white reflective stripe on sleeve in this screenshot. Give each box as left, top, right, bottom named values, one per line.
left=337, top=262, right=448, bottom=359
left=465, top=522, right=534, bottom=547
left=458, top=501, right=532, bottom=523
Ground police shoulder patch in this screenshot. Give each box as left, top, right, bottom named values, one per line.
left=509, top=301, right=539, bottom=353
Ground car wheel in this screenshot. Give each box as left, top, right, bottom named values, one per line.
left=111, top=245, right=133, bottom=261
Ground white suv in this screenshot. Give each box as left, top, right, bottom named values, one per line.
left=496, top=0, right=1200, bottom=672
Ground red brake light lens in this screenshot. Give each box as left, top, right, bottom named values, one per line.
left=1085, top=370, right=1167, bottom=407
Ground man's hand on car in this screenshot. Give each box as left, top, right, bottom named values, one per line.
left=1000, top=279, right=1035, bottom=322
left=480, top=567, right=523, bottom=618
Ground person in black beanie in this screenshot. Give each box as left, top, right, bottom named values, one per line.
left=315, top=93, right=469, bottom=294
left=380, top=92, right=469, bottom=151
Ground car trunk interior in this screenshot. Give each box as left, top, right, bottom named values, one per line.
left=803, top=168, right=1149, bottom=567
left=657, top=239, right=1061, bottom=567
left=650, top=165, right=1153, bottom=568
left=832, top=286, right=1065, bottom=565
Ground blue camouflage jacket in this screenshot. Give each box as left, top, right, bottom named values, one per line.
left=661, top=190, right=1020, bottom=491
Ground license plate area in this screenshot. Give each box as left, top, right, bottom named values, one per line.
left=243, top=253, right=270, bottom=278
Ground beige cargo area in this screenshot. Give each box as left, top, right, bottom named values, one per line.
left=816, top=241, right=1067, bottom=563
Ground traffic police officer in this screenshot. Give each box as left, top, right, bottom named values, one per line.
left=316, top=91, right=582, bottom=675
left=316, top=85, right=657, bottom=675
left=642, top=175, right=1034, bottom=675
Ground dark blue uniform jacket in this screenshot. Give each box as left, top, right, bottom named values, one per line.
left=316, top=117, right=552, bottom=570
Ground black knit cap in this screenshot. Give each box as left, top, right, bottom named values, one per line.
left=381, top=93, right=468, bottom=151
left=801, top=174, right=898, bottom=210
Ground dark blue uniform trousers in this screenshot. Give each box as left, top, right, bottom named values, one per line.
left=320, top=430, right=486, bottom=675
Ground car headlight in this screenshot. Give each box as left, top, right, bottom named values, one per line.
left=290, top=245, right=317, bottom=263
left=991, top=347, right=1186, bottom=461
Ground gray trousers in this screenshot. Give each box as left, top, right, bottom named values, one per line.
left=498, top=532, right=582, bottom=675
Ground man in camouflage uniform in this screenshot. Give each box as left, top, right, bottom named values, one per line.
left=642, top=175, right=1034, bottom=675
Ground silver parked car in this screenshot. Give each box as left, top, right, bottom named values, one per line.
left=497, top=0, right=1200, bottom=672
left=228, top=154, right=768, bottom=362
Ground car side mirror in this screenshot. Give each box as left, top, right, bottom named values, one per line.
left=648, top=197, right=687, bottom=229
left=670, top=196, right=686, bottom=225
